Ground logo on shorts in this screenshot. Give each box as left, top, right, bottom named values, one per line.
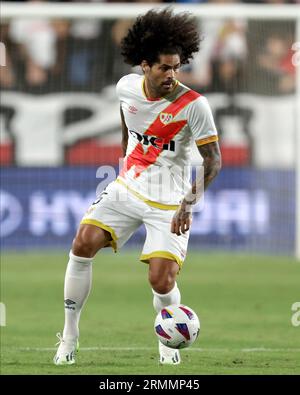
left=160, top=112, right=173, bottom=125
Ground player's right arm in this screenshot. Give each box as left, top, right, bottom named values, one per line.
left=116, top=75, right=131, bottom=157
left=120, top=106, right=128, bottom=157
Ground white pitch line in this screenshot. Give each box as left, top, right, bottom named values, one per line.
left=17, top=347, right=300, bottom=352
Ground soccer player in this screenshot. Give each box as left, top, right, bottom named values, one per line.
left=54, top=8, right=221, bottom=366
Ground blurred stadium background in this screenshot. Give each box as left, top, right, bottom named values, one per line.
left=1, top=0, right=300, bottom=375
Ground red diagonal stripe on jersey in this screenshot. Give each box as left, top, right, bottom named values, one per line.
left=122, top=120, right=186, bottom=178
left=121, top=90, right=200, bottom=178
left=144, top=90, right=200, bottom=138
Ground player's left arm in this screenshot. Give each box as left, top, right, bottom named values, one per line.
left=171, top=141, right=221, bottom=236
left=195, top=140, right=222, bottom=194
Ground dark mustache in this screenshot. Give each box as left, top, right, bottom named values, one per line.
left=162, top=80, right=174, bottom=84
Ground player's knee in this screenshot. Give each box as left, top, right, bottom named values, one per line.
left=149, top=259, right=178, bottom=294
left=149, top=272, right=175, bottom=294
left=72, top=225, right=109, bottom=258
left=72, top=236, right=96, bottom=258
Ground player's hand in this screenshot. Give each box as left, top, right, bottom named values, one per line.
left=171, top=202, right=192, bottom=236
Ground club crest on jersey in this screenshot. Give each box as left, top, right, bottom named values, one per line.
left=160, top=112, right=173, bottom=125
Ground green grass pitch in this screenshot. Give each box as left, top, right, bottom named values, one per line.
left=1, top=251, right=299, bottom=375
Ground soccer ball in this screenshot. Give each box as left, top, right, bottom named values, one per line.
left=154, top=304, right=200, bottom=349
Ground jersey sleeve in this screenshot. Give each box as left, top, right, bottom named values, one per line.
left=116, top=73, right=140, bottom=102
left=187, top=96, right=218, bottom=146
left=116, top=75, right=128, bottom=101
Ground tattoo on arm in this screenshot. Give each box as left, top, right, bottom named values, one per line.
left=197, top=141, right=222, bottom=191
left=183, top=141, right=222, bottom=205
left=120, top=107, right=128, bottom=157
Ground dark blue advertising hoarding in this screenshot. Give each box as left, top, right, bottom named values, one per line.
left=0, top=167, right=295, bottom=254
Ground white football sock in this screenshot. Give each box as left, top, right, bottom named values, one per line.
left=152, top=283, right=181, bottom=313
left=62, top=251, right=93, bottom=339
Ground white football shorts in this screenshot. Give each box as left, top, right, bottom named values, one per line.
left=80, top=180, right=189, bottom=269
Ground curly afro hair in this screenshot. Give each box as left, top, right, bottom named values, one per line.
left=121, top=8, right=201, bottom=67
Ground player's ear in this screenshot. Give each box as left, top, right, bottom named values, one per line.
left=141, top=60, right=150, bottom=73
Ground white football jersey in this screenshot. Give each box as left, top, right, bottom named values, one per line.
left=116, top=73, right=218, bottom=207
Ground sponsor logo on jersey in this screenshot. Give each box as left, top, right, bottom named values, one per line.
left=159, top=112, right=173, bottom=125
left=129, top=130, right=175, bottom=152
